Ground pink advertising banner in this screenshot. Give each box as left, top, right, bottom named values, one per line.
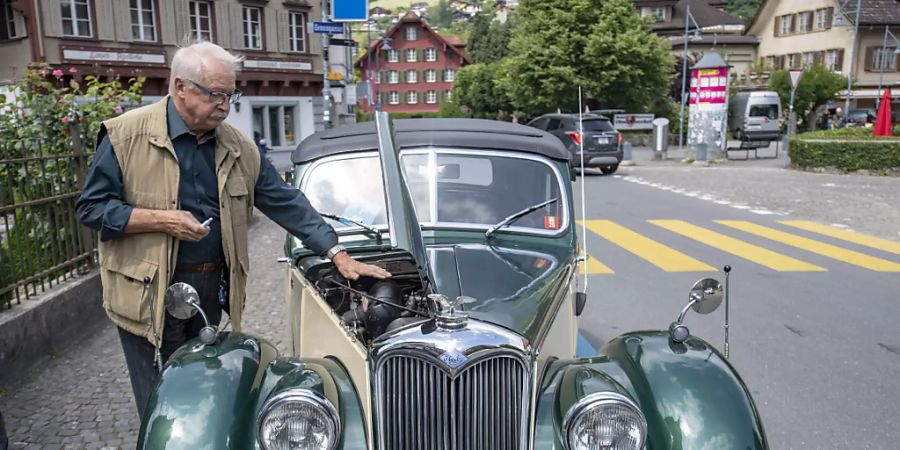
left=689, top=68, right=729, bottom=105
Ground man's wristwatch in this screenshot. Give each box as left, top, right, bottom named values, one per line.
left=325, top=244, right=346, bottom=261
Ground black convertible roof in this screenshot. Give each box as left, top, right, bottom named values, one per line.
left=291, top=118, right=570, bottom=164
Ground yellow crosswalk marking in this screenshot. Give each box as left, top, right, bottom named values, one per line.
left=650, top=220, right=826, bottom=272
left=583, top=220, right=715, bottom=272
left=780, top=220, right=900, bottom=256
left=718, top=221, right=900, bottom=272
left=578, top=252, right=614, bottom=274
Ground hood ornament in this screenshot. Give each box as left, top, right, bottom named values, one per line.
left=429, top=294, right=475, bottom=331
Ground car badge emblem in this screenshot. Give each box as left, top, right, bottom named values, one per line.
left=439, top=350, right=468, bottom=369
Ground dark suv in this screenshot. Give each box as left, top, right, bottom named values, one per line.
left=526, top=113, right=623, bottom=174
left=845, top=109, right=877, bottom=127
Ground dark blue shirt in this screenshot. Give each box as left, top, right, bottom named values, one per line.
left=77, top=99, right=338, bottom=264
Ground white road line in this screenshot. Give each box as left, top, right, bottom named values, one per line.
left=613, top=175, right=790, bottom=217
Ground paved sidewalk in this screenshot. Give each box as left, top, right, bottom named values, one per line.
left=624, top=141, right=786, bottom=168
left=0, top=214, right=290, bottom=449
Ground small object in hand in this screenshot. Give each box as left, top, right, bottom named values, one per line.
left=201, top=218, right=214, bottom=228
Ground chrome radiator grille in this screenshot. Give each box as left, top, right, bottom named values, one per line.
left=375, top=352, right=529, bottom=450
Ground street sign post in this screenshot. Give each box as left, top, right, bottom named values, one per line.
left=313, top=22, right=346, bottom=34
left=785, top=69, right=803, bottom=168
left=332, top=0, right=368, bottom=22
left=789, top=69, right=803, bottom=91
left=328, top=38, right=357, bottom=47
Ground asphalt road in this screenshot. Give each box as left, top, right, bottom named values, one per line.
left=574, top=166, right=900, bottom=450
left=1, top=160, right=898, bottom=449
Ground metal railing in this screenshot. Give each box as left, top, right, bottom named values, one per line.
left=0, top=125, right=96, bottom=310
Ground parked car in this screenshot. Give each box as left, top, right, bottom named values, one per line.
left=845, top=108, right=877, bottom=127
left=526, top=113, right=623, bottom=174
left=729, top=91, right=783, bottom=141
left=138, top=114, right=768, bottom=450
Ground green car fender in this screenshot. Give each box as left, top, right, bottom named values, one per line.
left=138, top=332, right=368, bottom=450
left=534, top=331, right=767, bottom=450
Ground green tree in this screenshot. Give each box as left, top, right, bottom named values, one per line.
left=453, top=63, right=513, bottom=118
left=769, top=65, right=847, bottom=130
left=427, top=0, right=454, bottom=29
left=466, top=11, right=513, bottom=64
left=499, top=0, right=673, bottom=116
left=583, top=0, right=675, bottom=112
left=498, top=0, right=604, bottom=115
left=726, top=0, right=762, bottom=22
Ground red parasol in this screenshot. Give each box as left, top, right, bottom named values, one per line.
left=873, top=88, right=893, bottom=136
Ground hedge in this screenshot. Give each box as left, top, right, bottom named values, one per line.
left=799, top=125, right=900, bottom=140
left=791, top=136, right=900, bottom=173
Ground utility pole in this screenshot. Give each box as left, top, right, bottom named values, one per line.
left=322, top=0, right=332, bottom=128
left=785, top=69, right=803, bottom=168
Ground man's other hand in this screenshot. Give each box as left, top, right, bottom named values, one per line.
left=163, top=210, right=210, bottom=242
left=332, top=252, right=392, bottom=281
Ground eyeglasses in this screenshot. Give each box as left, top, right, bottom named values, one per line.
left=186, top=79, right=242, bottom=105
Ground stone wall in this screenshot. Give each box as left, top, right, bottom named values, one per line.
left=0, top=271, right=104, bottom=384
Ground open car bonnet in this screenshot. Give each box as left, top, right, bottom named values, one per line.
left=374, top=112, right=436, bottom=289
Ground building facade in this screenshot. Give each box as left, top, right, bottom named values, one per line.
left=0, top=0, right=334, bottom=152
left=634, top=0, right=758, bottom=77
left=748, top=0, right=900, bottom=109
left=355, top=11, right=469, bottom=114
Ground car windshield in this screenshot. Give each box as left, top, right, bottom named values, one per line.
left=301, top=150, right=566, bottom=234
left=749, top=104, right=779, bottom=120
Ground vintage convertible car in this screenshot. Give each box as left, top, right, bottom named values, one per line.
left=138, top=113, right=767, bottom=449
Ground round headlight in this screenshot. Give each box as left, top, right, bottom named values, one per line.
left=257, top=390, right=340, bottom=450
left=563, top=392, right=647, bottom=450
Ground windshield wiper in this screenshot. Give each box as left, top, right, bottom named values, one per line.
left=485, top=198, right=559, bottom=239
left=321, top=213, right=382, bottom=241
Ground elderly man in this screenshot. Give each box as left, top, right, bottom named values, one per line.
left=76, top=42, right=390, bottom=418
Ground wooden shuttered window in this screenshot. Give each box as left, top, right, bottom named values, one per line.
left=814, top=51, right=824, bottom=66
left=774, top=16, right=781, bottom=36
left=865, top=47, right=875, bottom=71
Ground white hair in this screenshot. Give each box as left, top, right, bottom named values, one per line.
left=169, top=41, right=243, bottom=96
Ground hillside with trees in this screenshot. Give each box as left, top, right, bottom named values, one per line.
left=726, top=0, right=762, bottom=22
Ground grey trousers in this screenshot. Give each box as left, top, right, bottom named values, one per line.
left=117, top=269, right=226, bottom=419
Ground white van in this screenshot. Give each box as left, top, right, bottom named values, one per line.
left=729, top=91, right=782, bottom=141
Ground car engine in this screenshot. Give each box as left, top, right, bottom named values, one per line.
left=300, top=253, right=433, bottom=344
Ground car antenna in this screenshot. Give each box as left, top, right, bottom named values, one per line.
left=723, top=265, right=731, bottom=359
left=575, top=85, right=589, bottom=316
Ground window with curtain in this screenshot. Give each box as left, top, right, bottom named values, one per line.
left=289, top=11, right=307, bottom=52
left=243, top=6, right=262, bottom=49
left=61, top=0, right=93, bottom=37
left=188, top=1, right=213, bottom=42
left=130, top=0, right=157, bottom=42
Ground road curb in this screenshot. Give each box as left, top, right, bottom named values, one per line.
left=0, top=271, right=104, bottom=386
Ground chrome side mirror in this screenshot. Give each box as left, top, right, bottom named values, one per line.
left=689, top=278, right=724, bottom=315
left=165, top=282, right=200, bottom=320
left=669, top=277, right=724, bottom=344
left=165, top=282, right=217, bottom=345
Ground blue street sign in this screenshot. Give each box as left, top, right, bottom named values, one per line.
left=313, top=22, right=346, bottom=34
left=332, top=0, right=368, bottom=22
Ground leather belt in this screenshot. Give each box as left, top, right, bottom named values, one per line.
left=175, top=260, right=225, bottom=273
